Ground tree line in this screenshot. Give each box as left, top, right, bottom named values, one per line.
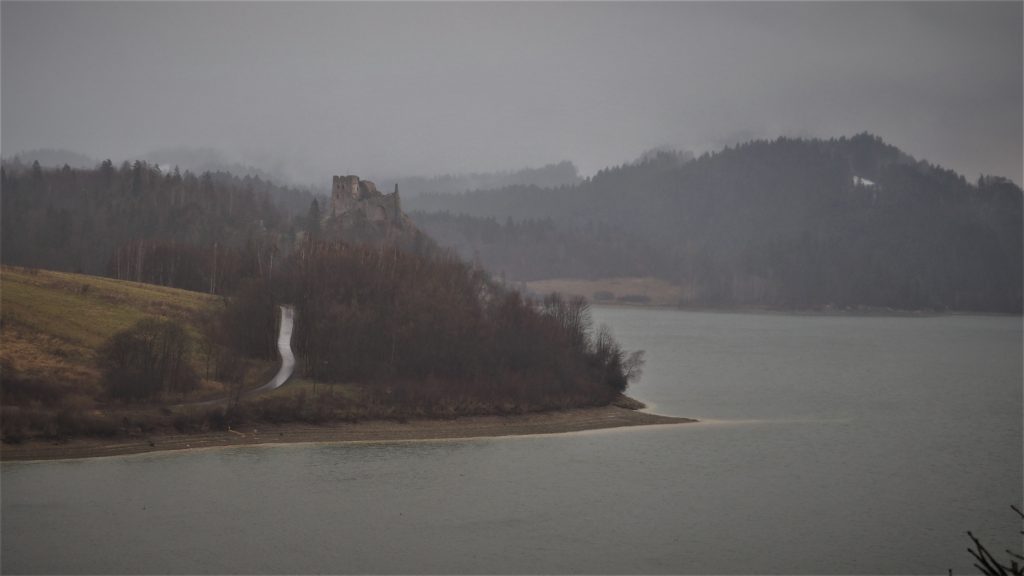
left=0, top=159, right=312, bottom=279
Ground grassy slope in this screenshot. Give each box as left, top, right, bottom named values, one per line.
left=1, top=266, right=219, bottom=399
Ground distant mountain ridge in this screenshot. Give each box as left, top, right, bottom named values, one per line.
left=408, top=134, right=1022, bottom=312
left=374, top=161, right=581, bottom=198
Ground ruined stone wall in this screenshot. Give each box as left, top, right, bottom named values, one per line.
left=330, top=175, right=404, bottom=226
left=322, top=175, right=427, bottom=250
left=331, top=175, right=361, bottom=217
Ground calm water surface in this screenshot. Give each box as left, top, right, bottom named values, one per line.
left=3, top=309, right=1021, bottom=574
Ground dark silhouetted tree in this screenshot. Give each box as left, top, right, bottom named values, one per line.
left=98, top=318, right=199, bottom=400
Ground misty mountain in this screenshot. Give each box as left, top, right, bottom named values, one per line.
left=141, top=147, right=323, bottom=215
left=374, top=161, right=581, bottom=198
left=4, top=146, right=292, bottom=186
left=407, top=134, right=1022, bottom=312
left=2, top=147, right=321, bottom=216
left=144, top=147, right=279, bottom=181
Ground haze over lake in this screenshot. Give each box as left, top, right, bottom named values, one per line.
left=3, top=307, right=1019, bottom=574
left=3, top=2, right=1021, bottom=184
left=2, top=2, right=1021, bottom=573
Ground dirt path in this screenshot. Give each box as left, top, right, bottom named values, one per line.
left=179, top=305, right=294, bottom=407
left=252, top=305, right=295, bottom=393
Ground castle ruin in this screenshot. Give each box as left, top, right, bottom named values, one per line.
left=330, top=175, right=402, bottom=226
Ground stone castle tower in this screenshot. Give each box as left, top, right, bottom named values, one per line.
left=330, top=175, right=401, bottom=225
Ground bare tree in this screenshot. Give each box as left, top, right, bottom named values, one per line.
left=965, top=505, right=1024, bottom=576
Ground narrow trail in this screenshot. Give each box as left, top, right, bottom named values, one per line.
left=182, top=305, right=295, bottom=407
left=252, top=305, right=295, bottom=393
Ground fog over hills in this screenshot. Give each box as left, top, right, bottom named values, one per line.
left=2, top=2, right=1020, bottom=313
left=372, top=161, right=582, bottom=198
left=3, top=148, right=97, bottom=169
left=1, top=146, right=581, bottom=199
left=1, top=3, right=1020, bottom=573
left=3, top=2, right=1020, bottom=185
left=4, top=133, right=1019, bottom=312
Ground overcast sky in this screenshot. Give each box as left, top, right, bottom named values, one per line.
left=2, top=1, right=1021, bottom=185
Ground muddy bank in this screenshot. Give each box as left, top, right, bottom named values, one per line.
left=1, top=405, right=695, bottom=462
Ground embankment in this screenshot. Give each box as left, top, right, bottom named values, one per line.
left=0, top=405, right=695, bottom=461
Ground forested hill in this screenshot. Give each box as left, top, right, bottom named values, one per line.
left=407, top=134, right=1022, bottom=312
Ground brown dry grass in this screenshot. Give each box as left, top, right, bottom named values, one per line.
left=0, top=403, right=696, bottom=461
left=1, top=266, right=220, bottom=407
left=1, top=266, right=216, bottom=350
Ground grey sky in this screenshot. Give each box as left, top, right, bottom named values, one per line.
left=2, top=1, right=1021, bottom=185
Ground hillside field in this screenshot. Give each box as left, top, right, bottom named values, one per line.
left=1, top=266, right=219, bottom=399
left=2, top=266, right=217, bottom=346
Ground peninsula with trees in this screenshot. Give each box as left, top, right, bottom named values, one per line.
left=0, top=165, right=680, bottom=460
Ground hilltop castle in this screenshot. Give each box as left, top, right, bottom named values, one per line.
left=330, top=175, right=402, bottom=226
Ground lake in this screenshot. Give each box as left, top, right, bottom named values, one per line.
left=2, top=308, right=1020, bottom=574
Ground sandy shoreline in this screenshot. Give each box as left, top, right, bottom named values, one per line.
left=0, top=405, right=695, bottom=462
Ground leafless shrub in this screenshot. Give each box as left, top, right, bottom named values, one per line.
left=966, top=506, right=1024, bottom=576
